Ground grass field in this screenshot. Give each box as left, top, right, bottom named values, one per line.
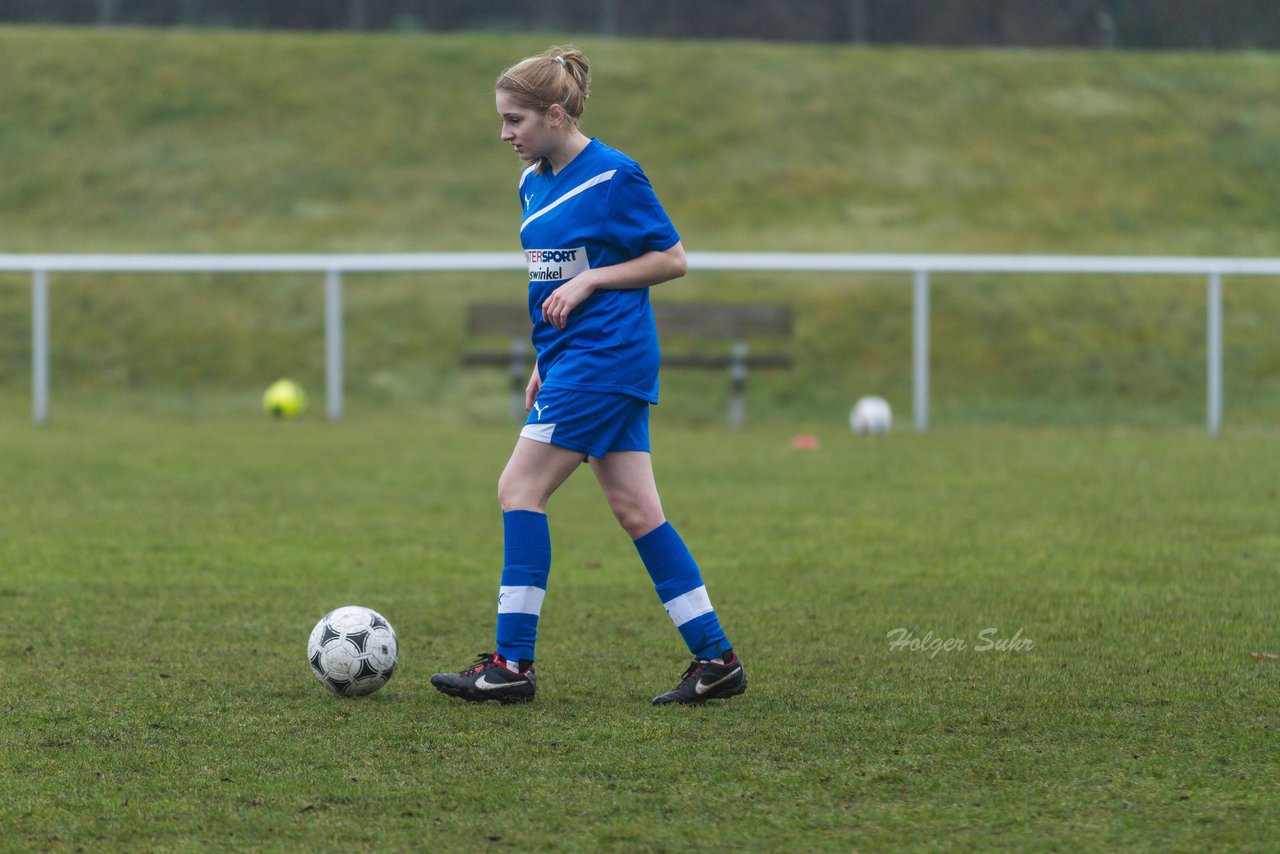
left=2, top=407, right=1277, bottom=850
left=2, top=25, right=1279, bottom=851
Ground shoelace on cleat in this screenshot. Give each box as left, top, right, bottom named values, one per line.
left=680, top=660, right=706, bottom=682
left=462, top=653, right=498, bottom=675
left=680, top=656, right=732, bottom=684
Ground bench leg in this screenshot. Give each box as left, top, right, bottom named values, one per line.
left=729, top=341, right=747, bottom=430
left=510, top=372, right=525, bottom=423
left=509, top=337, right=530, bottom=423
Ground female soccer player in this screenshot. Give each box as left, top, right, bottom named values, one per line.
left=431, top=46, right=746, bottom=706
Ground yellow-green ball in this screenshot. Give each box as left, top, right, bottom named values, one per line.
left=263, top=379, right=307, bottom=418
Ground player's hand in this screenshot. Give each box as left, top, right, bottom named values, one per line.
left=541, top=273, right=596, bottom=329
left=524, top=365, right=542, bottom=412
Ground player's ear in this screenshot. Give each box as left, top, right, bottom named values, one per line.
left=546, top=103, right=567, bottom=128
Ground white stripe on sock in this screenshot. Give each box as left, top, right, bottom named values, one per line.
left=498, top=585, right=546, bottom=616
left=662, top=585, right=713, bottom=627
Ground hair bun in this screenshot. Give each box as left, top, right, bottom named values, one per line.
left=496, top=46, right=591, bottom=121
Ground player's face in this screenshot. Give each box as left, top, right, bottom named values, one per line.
left=497, top=91, right=556, bottom=163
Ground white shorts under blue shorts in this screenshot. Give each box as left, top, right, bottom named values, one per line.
left=519, top=385, right=651, bottom=459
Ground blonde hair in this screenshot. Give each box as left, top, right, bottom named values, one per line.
left=495, top=46, right=590, bottom=123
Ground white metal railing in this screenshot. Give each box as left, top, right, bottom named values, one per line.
left=4, top=252, right=1279, bottom=432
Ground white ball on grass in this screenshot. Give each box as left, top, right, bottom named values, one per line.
left=850, top=396, right=892, bottom=434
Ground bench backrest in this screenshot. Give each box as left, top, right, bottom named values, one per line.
left=467, top=302, right=791, bottom=338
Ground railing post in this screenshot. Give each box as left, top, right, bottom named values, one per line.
left=1207, top=272, right=1222, bottom=435
left=325, top=269, right=343, bottom=421
left=32, top=269, right=49, bottom=424
left=912, top=269, right=930, bottom=432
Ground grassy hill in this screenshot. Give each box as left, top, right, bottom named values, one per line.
left=1, top=27, right=1278, bottom=427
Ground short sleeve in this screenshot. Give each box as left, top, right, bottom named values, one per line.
left=604, top=163, right=680, bottom=258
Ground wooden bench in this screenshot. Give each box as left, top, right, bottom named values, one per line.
left=462, top=302, right=793, bottom=429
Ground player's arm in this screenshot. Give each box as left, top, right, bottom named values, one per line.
left=540, top=242, right=686, bottom=329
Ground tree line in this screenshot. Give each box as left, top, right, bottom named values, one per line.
left=2, top=0, right=1276, bottom=50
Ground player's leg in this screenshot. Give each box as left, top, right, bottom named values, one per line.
left=587, top=449, right=664, bottom=539
left=497, top=435, right=586, bottom=514
left=590, top=451, right=746, bottom=705
left=494, top=437, right=583, bottom=663
left=431, top=438, right=583, bottom=704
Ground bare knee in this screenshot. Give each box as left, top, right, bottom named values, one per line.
left=608, top=496, right=664, bottom=540
left=498, top=470, right=545, bottom=513
left=589, top=451, right=665, bottom=539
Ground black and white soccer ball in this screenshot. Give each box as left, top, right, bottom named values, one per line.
left=307, top=606, right=398, bottom=697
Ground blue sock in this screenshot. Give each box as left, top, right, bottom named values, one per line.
left=495, top=510, right=551, bottom=665
left=634, top=521, right=730, bottom=660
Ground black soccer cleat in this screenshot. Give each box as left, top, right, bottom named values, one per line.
left=651, top=651, right=747, bottom=706
left=430, top=652, right=536, bottom=704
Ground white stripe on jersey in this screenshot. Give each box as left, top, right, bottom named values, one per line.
left=662, top=585, right=714, bottom=627
left=520, top=169, right=617, bottom=233
left=518, top=163, right=539, bottom=190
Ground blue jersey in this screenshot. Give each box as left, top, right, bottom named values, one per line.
left=518, top=139, right=680, bottom=403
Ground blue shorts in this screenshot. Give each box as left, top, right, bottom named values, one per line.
left=519, top=385, right=650, bottom=459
